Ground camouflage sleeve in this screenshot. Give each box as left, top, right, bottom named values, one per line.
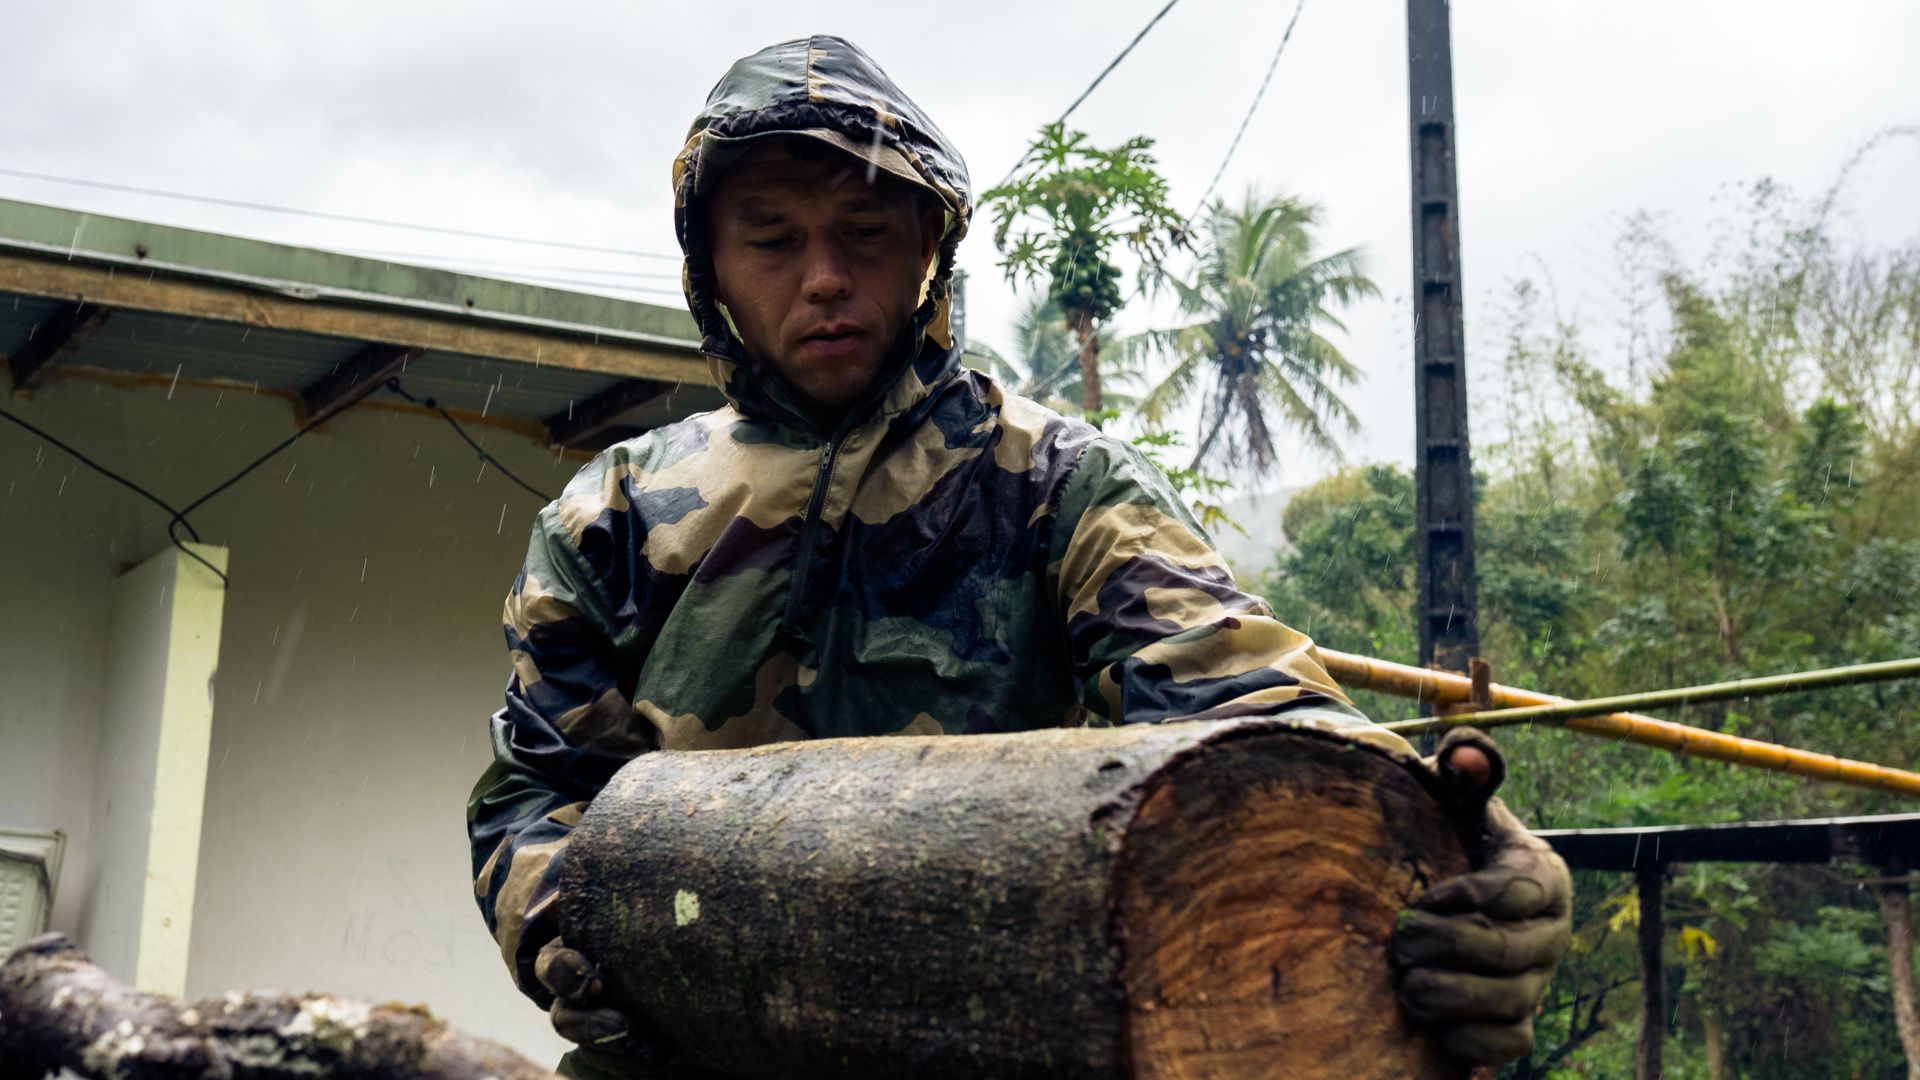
left=1048, top=437, right=1413, bottom=756
left=467, top=488, right=657, bottom=1006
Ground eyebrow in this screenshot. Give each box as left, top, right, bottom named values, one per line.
left=723, top=189, right=906, bottom=229
left=727, top=198, right=787, bottom=228
left=837, top=192, right=891, bottom=214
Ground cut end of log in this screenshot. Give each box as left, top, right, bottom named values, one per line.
left=1114, top=729, right=1467, bottom=1080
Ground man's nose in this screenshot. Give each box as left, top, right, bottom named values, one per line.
left=801, top=238, right=853, bottom=303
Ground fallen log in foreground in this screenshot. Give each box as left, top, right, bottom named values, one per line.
left=0, top=933, right=550, bottom=1080
left=562, top=720, right=1472, bottom=1080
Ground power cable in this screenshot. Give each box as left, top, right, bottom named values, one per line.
left=989, top=0, right=1186, bottom=193
left=0, top=404, right=226, bottom=583
left=0, top=166, right=678, bottom=260
left=342, top=249, right=682, bottom=280
left=3, top=373, right=554, bottom=591
left=170, top=377, right=554, bottom=520
left=384, top=379, right=555, bottom=502
left=1189, top=0, right=1310, bottom=219
left=172, top=412, right=326, bottom=524
left=416, top=269, right=683, bottom=298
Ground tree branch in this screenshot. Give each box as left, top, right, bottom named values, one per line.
left=1522, top=974, right=1631, bottom=1080
left=0, top=934, right=551, bottom=1080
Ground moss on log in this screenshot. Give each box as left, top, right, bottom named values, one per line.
left=560, top=720, right=1471, bottom=1079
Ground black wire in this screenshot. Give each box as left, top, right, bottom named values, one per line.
left=0, top=406, right=200, bottom=539
left=0, top=165, right=679, bottom=260
left=384, top=378, right=555, bottom=502
left=340, top=248, right=683, bottom=279
left=989, top=0, right=1186, bottom=193
left=175, top=417, right=322, bottom=521
left=1190, top=0, right=1310, bottom=218
left=3, top=369, right=552, bottom=590
left=165, top=515, right=228, bottom=585
left=0, top=404, right=229, bottom=583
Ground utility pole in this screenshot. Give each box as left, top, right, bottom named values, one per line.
left=1406, top=0, right=1480, bottom=681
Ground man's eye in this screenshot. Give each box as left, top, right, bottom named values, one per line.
left=749, top=236, right=792, bottom=251
left=850, top=225, right=888, bottom=240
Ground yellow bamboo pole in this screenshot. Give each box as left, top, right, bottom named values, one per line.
left=1319, top=649, right=1920, bottom=798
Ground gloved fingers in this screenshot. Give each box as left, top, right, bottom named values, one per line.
left=1430, top=1018, right=1536, bottom=1066
left=562, top=1044, right=679, bottom=1080
left=1389, top=908, right=1572, bottom=975
left=551, top=1000, right=638, bottom=1048
left=1411, top=859, right=1565, bottom=920
left=1399, top=965, right=1552, bottom=1026
left=537, top=941, right=602, bottom=1003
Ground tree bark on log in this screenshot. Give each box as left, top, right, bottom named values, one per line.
left=560, top=720, right=1472, bottom=1080
left=0, top=933, right=551, bottom=1080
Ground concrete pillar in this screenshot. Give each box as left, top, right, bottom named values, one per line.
left=76, top=542, right=227, bottom=996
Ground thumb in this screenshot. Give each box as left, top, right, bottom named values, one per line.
left=1432, top=726, right=1506, bottom=808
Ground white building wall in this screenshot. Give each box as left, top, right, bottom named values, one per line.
left=0, top=380, right=128, bottom=938
left=1, top=373, right=583, bottom=1065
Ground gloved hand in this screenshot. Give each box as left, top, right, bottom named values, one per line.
left=1390, top=727, right=1573, bottom=1066
left=537, top=939, right=672, bottom=1079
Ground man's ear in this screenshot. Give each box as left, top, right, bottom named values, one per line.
left=918, top=201, right=944, bottom=271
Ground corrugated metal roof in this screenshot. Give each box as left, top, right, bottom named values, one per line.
left=0, top=198, right=725, bottom=444
left=0, top=293, right=71, bottom=357
left=0, top=197, right=701, bottom=347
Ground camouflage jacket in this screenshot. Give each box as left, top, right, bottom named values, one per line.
left=467, top=35, right=1406, bottom=1005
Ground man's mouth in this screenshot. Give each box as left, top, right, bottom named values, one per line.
left=800, top=323, right=863, bottom=344
left=796, top=324, right=866, bottom=356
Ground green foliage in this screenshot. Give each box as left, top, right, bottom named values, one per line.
left=982, top=123, right=1183, bottom=417
left=1128, top=429, right=1241, bottom=538
left=983, top=123, right=1184, bottom=327
left=1129, top=189, right=1378, bottom=477
left=967, top=291, right=1133, bottom=415
left=1243, top=168, right=1920, bottom=1078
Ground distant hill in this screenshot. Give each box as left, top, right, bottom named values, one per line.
left=1209, top=487, right=1303, bottom=580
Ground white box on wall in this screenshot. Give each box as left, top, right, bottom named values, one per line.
left=0, top=826, right=66, bottom=956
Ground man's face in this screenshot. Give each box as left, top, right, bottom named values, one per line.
left=708, top=142, right=945, bottom=415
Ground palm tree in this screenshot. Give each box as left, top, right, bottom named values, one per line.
left=970, top=293, right=1130, bottom=415
left=1133, top=189, right=1378, bottom=478
left=983, top=123, right=1185, bottom=418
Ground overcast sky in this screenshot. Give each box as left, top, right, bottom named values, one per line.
left=6, top=0, right=1916, bottom=492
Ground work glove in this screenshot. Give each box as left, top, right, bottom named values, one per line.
left=1390, top=727, right=1573, bottom=1066
left=537, top=939, right=674, bottom=1080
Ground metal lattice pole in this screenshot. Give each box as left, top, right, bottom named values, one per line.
left=1407, top=0, right=1480, bottom=682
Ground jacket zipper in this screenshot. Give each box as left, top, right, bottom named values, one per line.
left=780, top=434, right=844, bottom=638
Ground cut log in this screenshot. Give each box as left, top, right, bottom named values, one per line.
left=560, top=720, right=1472, bottom=1080
left=0, top=933, right=551, bottom=1080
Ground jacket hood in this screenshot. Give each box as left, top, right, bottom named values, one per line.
left=672, top=36, right=973, bottom=430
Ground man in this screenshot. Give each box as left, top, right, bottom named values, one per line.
left=469, top=35, right=1570, bottom=1078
